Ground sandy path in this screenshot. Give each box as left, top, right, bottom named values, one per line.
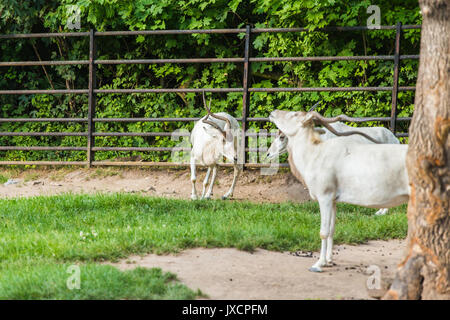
left=0, top=167, right=311, bottom=203
left=110, top=240, right=405, bottom=300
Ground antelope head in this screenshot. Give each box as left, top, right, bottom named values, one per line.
left=266, top=130, right=288, bottom=160
left=269, top=110, right=380, bottom=144
left=201, top=91, right=237, bottom=163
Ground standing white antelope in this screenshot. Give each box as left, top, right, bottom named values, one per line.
left=269, top=110, right=409, bottom=273
left=190, top=92, right=241, bottom=200
left=266, top=112, right=400, bottom=216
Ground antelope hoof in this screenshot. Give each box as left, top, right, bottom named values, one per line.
left=375, top=208, right=388, bottom=216
left=191, top=195, right=198, bottom=200
left=221, top=195, right=232, bottom=200
left=309, top=266, right=323, bottom=273
left=324, top=261, right=336, bottom=267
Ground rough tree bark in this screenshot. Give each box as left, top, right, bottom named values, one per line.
left=384, top=0, right=450, bottom=300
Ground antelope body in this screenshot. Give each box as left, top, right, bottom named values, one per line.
left=266, top=119, right=400, bottom=216
left=269, top=110, right=409, bottom=272
left=190, top=92, right=241, bottom=200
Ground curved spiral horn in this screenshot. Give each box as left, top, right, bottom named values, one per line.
left=308, top=100, right=322, bottom=112
left=201, top=91, right=233, bottom=140
left=309, top=111, right=381, bottom=144
left=202, top=91, right=232, bottom=128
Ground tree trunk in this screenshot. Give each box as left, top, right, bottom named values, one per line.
left=384, top=0, right=450, bottom=300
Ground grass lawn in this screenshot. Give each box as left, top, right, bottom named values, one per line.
left=0, top=193, right=407, bottom=299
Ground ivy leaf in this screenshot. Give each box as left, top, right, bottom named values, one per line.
left=228, top=0, right=241, bottom=12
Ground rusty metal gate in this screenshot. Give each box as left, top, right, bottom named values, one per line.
left=0, top=23, right=420, bottom=168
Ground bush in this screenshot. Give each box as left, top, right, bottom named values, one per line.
left=0, top=0, right=420, bottom=162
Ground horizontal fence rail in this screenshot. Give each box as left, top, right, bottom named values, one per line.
left=0, top=86, right=417, bottom=94
left=0, top=24, right=420, bottom=168
left=0, top=55, right=420, bottom=67
left=0, top=24, right=421, bottom=39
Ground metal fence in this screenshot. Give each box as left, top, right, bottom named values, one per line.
left=0, top=23, right=420, bottom=168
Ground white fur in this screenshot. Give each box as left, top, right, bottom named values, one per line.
left=269, top=110, right=409, bottom=272
left=190, top=112, right=241, bottom=200
left=266, top=121, right=400, bottom=216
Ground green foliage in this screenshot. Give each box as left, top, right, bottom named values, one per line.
left=0, top=0, right=421, bottom=162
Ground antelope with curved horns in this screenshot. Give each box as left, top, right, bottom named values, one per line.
left=269, top=110, right=409, bottom=272
left=189, top=91, right=241, bottom=200
left=266, top=109, right=400, bottom=216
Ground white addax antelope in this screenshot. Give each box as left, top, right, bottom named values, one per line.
left=266, top=107, right=400, bottom=216
left=269, top=110, right=409, bottom=272
left=190, top=91, right=241, bottom=200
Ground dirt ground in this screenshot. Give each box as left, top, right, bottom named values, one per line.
left=1, top=167, right=405, bottom=299
left=111, top=239, right=405, bottom=300
left=0, top=167, right=311, bottom=202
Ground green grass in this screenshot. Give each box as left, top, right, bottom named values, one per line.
left=23, top=172, right=41, bottom=182
left=90, top=168, right=121, bottom=179
left=0, top=174, right=10, bottom=184
left=0, top=193, right=407, bottom=299
left=0, top=263, right=201, bottom=300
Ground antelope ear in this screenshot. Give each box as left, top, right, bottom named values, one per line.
left=224, top=123, right=235, bottom=142
left=223, top=121, right=231, bottom=133
left=302, top=112, right=315, bottom=126
left=203, top=126, right=224, bottom=139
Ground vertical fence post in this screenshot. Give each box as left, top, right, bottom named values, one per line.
left=240, top=25, right=251, bottom=168
left=87, top=29, right=96, bottom=167
left=390, top=22, right=402, bottom=134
